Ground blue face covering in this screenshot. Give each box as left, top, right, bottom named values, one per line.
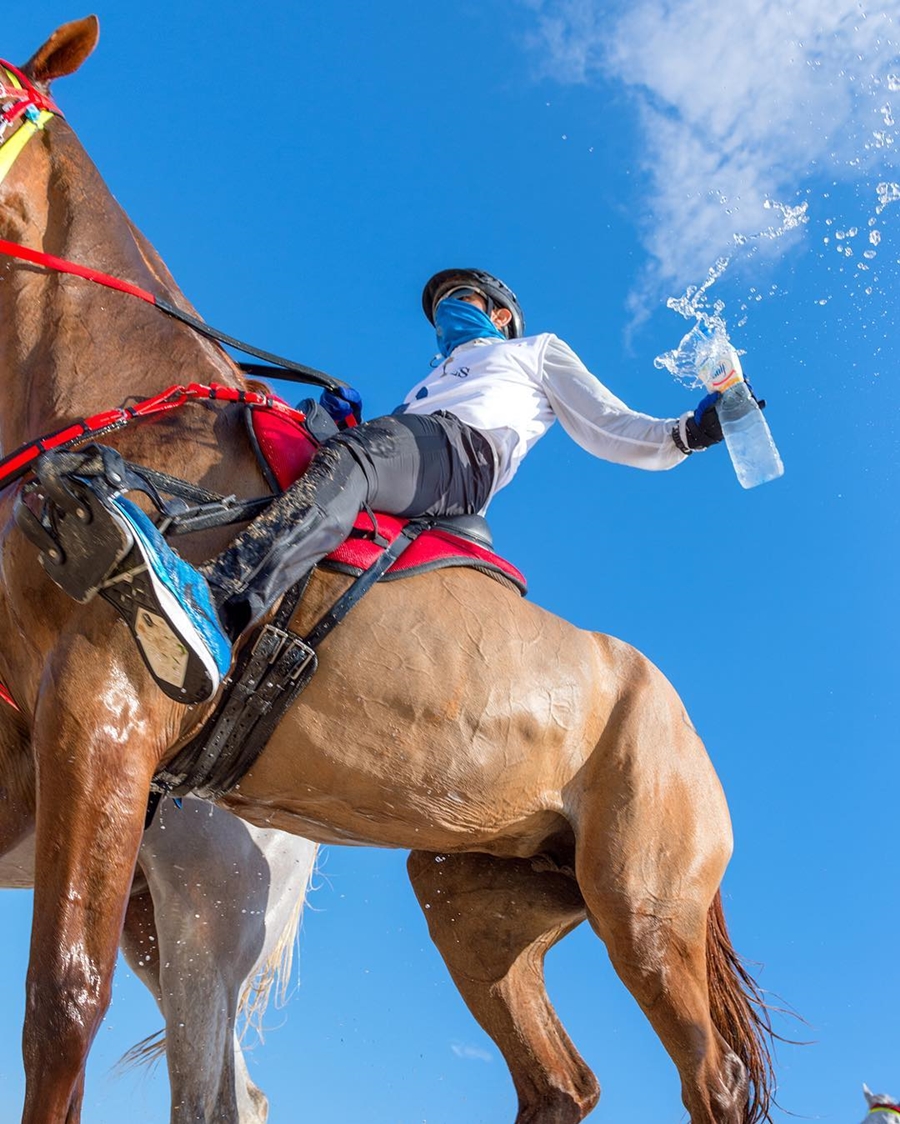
left=434, top=298, right=506, bottom=357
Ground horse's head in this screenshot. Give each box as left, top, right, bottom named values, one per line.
left=0, top=17, right=97, bottom=220
left=863, top=1084, right=900, bottom=1123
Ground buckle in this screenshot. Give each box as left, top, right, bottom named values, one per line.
left=251, top=623, right=287, bottom=661
left=287, top=640, right=316, bottom=681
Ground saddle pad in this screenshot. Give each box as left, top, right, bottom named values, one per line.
left=248, top=406, right=527, bottom=594
left=326, top=513, right=527, bottom=594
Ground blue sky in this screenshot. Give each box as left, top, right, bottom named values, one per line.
left=0, top=2, right=897, bottom=1121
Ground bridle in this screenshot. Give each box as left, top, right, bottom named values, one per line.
left=0, top=58, right=62, bottom=185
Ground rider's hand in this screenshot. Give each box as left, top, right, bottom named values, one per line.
left=683, top=391, right=723, bottom=450
left=319, top=386, right=363, bottom=428
left=673, top=385, right=765, bottom=454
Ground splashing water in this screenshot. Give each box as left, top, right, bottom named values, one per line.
left=654, top=198, right=809, bottom=387
left=876, top=182, right=900, bottom=214
left=654, top=319, right=732, bottom=390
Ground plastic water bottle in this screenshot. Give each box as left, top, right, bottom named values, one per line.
left=716, top=380, right=784, bottom=489
left=687, top=325, right=784, bottom=489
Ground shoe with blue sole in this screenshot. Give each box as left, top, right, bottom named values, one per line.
left=97, top=495, right=232, bottom=704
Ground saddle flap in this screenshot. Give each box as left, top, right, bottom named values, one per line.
left=245, top=405, right=319, bottom=492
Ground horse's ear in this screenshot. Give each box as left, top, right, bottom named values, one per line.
left=864, top=1084, right=878, bottom=1108
left=22, top=16, right=100, bottom=84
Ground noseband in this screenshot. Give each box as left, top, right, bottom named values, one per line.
left=0, top=59, right=63, bottom=184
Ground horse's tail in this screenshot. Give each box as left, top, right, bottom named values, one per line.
left=706, top=890, right=775, bottom=1123
left=114, top=1030, right=166, bottom=1074
left=238, top=851, right=316, bottom=1042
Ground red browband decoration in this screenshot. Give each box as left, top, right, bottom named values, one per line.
left=0, top=58, right=64, bottom=125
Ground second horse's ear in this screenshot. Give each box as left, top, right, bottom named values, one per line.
left=22, top=16, right=100, bottom=85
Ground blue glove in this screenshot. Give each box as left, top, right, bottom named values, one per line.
left=319, top=386, right=363, bottom=428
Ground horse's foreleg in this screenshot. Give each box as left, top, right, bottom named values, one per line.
left=0, top=708, right=35, bottom=857
left=22, top=682, right=159, bottom=1124
left=407, top=850, right=597, bottom=1124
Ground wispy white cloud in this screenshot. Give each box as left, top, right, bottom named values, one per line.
left=524, top=0, right=900, bottom=311
left=450, top=1041, right=494, bottom=1062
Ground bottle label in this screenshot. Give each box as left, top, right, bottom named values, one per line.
left=703, top=356, right=743, bottom=392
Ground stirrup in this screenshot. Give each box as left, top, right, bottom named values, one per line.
left=19, top=453, right=230, bottom=703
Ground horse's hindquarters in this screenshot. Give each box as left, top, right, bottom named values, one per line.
left=225, top=569, right=607, bottom=854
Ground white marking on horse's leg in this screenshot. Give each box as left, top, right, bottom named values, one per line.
left=139, top=798, right=316, bottom=1123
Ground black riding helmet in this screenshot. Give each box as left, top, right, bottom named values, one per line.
left=422, top=268, right=525, bottom=339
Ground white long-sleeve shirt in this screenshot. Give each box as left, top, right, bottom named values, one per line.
left=400, top=332, right=687, bottom=501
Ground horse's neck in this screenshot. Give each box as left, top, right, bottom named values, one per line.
left=0, top=123, right=238, bottom=455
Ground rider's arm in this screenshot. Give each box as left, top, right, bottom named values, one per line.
left=541, top=336, right=687, bottom=470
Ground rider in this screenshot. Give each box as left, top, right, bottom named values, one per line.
left=97, top=269, right=728, bottom=703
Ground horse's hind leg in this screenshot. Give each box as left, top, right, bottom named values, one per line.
left=408, top=850, right=597, bottom=1124
left=573, top=646, right=771, bottom=1123
left=137, top=799, right=278, bottom=1124
left=120, top=877, right=268, bottom=1124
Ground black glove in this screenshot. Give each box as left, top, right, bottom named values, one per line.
left=673, top=386, right=766, bottom=454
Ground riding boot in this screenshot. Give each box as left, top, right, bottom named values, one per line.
left=203, top=440, right=368, bottom=641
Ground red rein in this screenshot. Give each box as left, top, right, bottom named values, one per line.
left=0, top=237, right=154, bottom=301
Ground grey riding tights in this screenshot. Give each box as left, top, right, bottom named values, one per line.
left=204, top=410, right=496, bottom=639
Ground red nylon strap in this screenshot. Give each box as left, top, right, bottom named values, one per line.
left=0, top=382, right=308, bottom=491
left=0, top=58, right=64, bottom=119
left=0, top=383, right=309, bottom=711
left=0, top=238, right=156, bottom=302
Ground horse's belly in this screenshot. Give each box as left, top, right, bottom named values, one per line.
left=222, top=791, right=569, bottom=855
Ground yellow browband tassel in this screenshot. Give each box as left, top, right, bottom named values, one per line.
left=0, top=65, right=56, bottom=186
left=0, top=109, right=54, bottom=185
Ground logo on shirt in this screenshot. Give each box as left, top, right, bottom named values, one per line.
left=445, top=365, right=470, bottom=379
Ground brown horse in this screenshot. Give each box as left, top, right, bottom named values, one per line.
left=1, top=16, right=774, bottom=1124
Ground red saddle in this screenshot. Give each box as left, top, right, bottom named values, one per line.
left=248, top=406, right=527, bottom=594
